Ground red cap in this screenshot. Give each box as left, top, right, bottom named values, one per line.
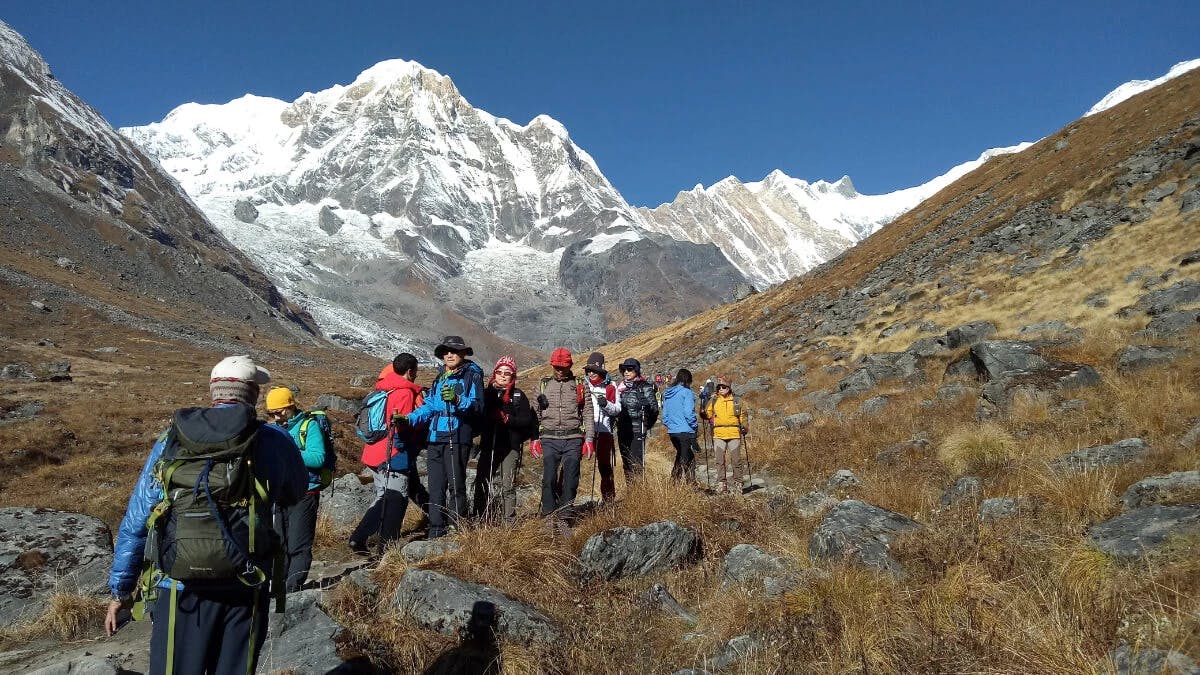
left=550, top=348, right=573, bottom=368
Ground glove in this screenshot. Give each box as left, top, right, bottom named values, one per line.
left=499, top=411, right=510, bottom=424
left=740, top=426, right=749, bottom=437
left=594, top=393, right=607, bottom=409
left=391, top=413, right=409, bottom=426
left=582, top=440, right=594, bottom=459
left=530, top=439, right=543, bottom=459
left=536, top=394, right=549, bottom=410
left=440, top=385, right=457, bottom=403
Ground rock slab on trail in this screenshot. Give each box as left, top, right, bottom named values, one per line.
left=579, top=520, right=702, bottom=580
left=260, top=589, right=345, bottom=674
left=0, top=508, right=113, bottom=624
left=392, top=569, right=558, bottom=644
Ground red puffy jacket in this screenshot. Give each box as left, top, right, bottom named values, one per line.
left=360, top=365, right=425, bottom=468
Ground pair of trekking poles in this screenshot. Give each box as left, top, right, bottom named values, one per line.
left=699, top=412, right=753, bottom=494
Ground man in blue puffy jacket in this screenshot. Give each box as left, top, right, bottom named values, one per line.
left=104, top=356, right=306, bottom=675
left=661, top=368, right=701, bottom=483
left=397, top=336, right=484, bottom=539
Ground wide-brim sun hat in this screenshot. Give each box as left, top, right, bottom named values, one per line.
left=434, top=335, right=474, bottom=358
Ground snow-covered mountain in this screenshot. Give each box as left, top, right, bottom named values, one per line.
left=1085, top=58, right=1200, bottom=117
left=123, top=60, right=745, bottom=354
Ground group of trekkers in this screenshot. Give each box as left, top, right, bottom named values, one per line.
left=103, top=339, right=749, bottom=673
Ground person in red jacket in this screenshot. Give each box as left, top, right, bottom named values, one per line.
left=349, top=353, right=428, bottom=553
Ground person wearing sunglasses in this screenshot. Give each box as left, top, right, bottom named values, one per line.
left=474, top=356, right=536, bottom=522
left=700, top=376, right=744, bottom=494
left=614, top=357, right=659, bottom=484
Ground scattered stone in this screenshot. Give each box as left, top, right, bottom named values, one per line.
left=1116, top=345, right=1186, bottom=373
left=91, top=347, right=120, bottom=354
left=809, top=500, right=919, bottom=575
left=580, top=520, right=701, bottom=580
left=706, top=634, right=764, bottom=671
left=712, top=319, right=732, bottom=334
left=1084, top=290, right=1110, bottom=308
left=1122, top=471, right=1200, bottom=509
left=906, top=336, right=950, bottom=358
left=782, top=413, right=813, bottom=430
left=858, top=395, right=889, bottom=415
left=54, top=256, right=76, bottom=270
left=392, top=569, right=558, bottom=643
left=0, top=508, right=113, bottom=623
left=401, top=539, right=462, bottom=564
left=1181, top=421, right=1200, bottom=449
left=943, top=355, right=979, bottom=380
left=940, top=476, right=983, bottom=507
left=874, top=437, right=930, bottom=466
left=1, top=363, right=35, bottom=380
left=1017, top=320, right=1083, bottom=343
left=740, top=376, right=770, bottom=393
left=34, top=338, right=57, bottom=348
left=979, top=497, right=1022, bottom=521
left=315, top=393, right=360, bottom=413
left=793, top=491, right=836, bottom=518
left=303, top=559, right=371, bottom=590
left=261, top=589, right=345, bottom=673
left=967, top=288, right=989, bottom=303
left=783, top=378, right=808, bottom=392
left=755, top=485, right=794, bottom=517
left=1180, top=249, right=1200, bottom=267
left=641, top=583, right=698, bottom=626
left=35, top=361, right=72, bottom=382
left=802, top=389, right=844, bottom=412
left=943, top=321, right=997, bottom=349
left=1051, top=438, right=1150, bottom=472
left=318, top=473, right=375, bottom=529
left=821, top=364, right=848, bottom=376
left=1144, top=181, right=1178, bottom=202
left=1126, top=266, right=1154, bottom=283
left=1136, top=309, right=1200, bottom=339
left=30, top=300, right=50, bottom=312
left=722, top=544, right=799, bottom=594
left=836, top=352, right=924, bottom=396
left=1087, top=506, right=1200, bottom=561
left=826, top=469, right=862, bottom=490
left=1135, top=279, right=1200, bottom=315
left=936, top=382, right=974, bottom=401
left=1106, top=642, right=1200, bottom=675
left=1, top=401, right=44, bottom=424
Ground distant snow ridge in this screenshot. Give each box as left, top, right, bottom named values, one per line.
left=1086, top=59, right=1200, bottom=117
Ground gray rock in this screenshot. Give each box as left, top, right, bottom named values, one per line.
left=822, top=364, right=849, bottom=376
left=802, top=389, right=844, bottom=411
left=349, top=374, right=371, bottom=387
left=303, top=559, right=371, bottom=590
left=1051, top=438, right=1150, bottom=472
left=318, top=473, right=375, bottom=529
left=906, top=336, right=949, bottom=358
left=91, top=346, right=119, bottom=354
left=233, top=199, right=259, bottom=223
left=579, top=520, right=701, bottom=580
left=261, top=590, right=345, bottom=674
left=836, top=352, right=924, bottom=395
left=1135, top=279, right=1200, bottom=315
left=392, top=569, right=558, bottom=643
left=1, top=401, right=44, bottom=423
left=1137, top=309, right=1200, bottom=339
left=317, top=205, right=344, bottom=235
left=1055, top=139, right=1069, bottom=151
left=1, top=363, right=35, bottom=380
left=970, top=341, right=1048, bottom=380
left=707, top=634, right=764, bottom=670
left=1180, top=249, right=1200, bottom=267
left=1088, top=506, right=1200, bottom=561
left=1181, top=421, right=1200, bottom=449
left=967, top=288, right=989, bottom=303
left=936, top=382, right=974, bottom=401
left=858, top=395, right=889, bottom=415
left=874, top=437, right=930, bottom=466
left=35, top=338, right=57, bottom=348
left=809, top=500, right=919, bottom=574
left=972, top=341, right=1101, bottom=407
left=783, top=378, right=808, bottom=392
left=826, top=469, right=862, bottom=490
left=641, top=583, right=698, bottom=626
left=1182, top=190, right=1200, bottom=214
left=979, top=497, right=1021, bottom=521
left=30, top=300, right=50, bottom=312
left=1116, top=345, right=1186, bottom=373
left=712, top=319, right=732, bottom=334
left=943, top=321, right=997, bottom=349
left=1144, top=181, right=1178, bottom=202
left=1106, top=642, right=1200, bottom=674
left=943, top=354, right=979, bottom=381
left=1055, top=399, right=1088, bottom=413
left=26, top=657, right=119, bottom=675
left=1085, top=290, right=1110, bottom=308
left=401, top=539, right=462, bottom=564
left=315, top=393, right=360, bottom=413
left=740, top=376, right=770, bottom=393
left=940, top=476, right=983, bottom=507
left=0, top=508, right=113, bottom=624
left=1017, top=320, right=1083, bottom=343
left=782, top=413, right=813, bottom=430
left=794, top=490, right=837, bottom=517
left=722, top=544, right=798, bottom=592
left=1122, top=471, right=1200, bottom=509
left=36, top=360, right=72, bottom=382
left=755, top=485, right=794, bottom=517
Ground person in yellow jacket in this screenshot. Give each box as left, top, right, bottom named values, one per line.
left=700, top=375, right=745, bottom=494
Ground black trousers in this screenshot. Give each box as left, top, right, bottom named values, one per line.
left=427, top=441, right=470, bottom=537
left=616, top=427, right=647, bottom=480
left=150, top=586, right=268, bottom=675
left=669, top=432, right=699, bottom=482
left=276, top=492, right=318, bottom=592
left=540, top=437, right=582, bottom=515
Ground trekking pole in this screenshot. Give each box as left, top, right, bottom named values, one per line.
left=377, top=428, right=394, bottom=557
left=446, top=397, right=462, bottom=532
left=702, top=420, right=712, bottom=492
left=741, top=411, right=753, bottom=492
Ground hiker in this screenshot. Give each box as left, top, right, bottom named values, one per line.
left=349, top=353, right=428, bottom=553
left=104, top=356, right=306, bottom=674
left=533, top=348, right=595, bottom=520
left=582, top=352, right=621, bottom=502
left=614, top=357, right=659, bottom=481
left=473, top=356, right=536, bottom=522
left=701, top=375, right=745, bottom=494
left=265, top=386, right=334, bottom=591
left=662, top=368, right=701, bottom=483
left=397, top=336, right=484, bottom=539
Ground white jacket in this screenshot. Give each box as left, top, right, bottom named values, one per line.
left=585, top=378, right=621, bottom=435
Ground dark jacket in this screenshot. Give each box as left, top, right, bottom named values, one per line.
left=480, top=383, right=537, bottom=455
left=616, top=377, right=659, bottom=433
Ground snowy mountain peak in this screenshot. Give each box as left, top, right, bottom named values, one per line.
left=1086, top=58, right=1200, bottom=117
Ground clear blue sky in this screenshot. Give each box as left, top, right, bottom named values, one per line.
left=6, top=2, right=1197, bottom=206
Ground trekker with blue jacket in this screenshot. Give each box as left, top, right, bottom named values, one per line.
left=398, top=336, right=485, bottom=538
left=662, top=368, right=701, bottom=484
left=104, top=355, right=306, bottom=675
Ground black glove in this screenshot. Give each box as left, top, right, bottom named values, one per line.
left=594, top=393, right=607, bottom=409
left=537, top=394, right=549, bottom=410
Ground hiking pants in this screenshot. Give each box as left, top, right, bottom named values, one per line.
left=616, top=427, right=647, bottom=481
left=149, top=586, right=268, bottom=675
left=406, top=446, right=430, bottom=516
left=595, top=433, right=616, bottom=501
left=714, top=438, right=743, bottom=487
left=669, top=433, right=699, bottom=483
left=276, top=491, right=318, bottom=592
left=427, top=441, right=470, bottom=538
left=350, top=466, right=410, bottom=548
left=473, top=443, right=521, bottom=522
left=541, top=437, right=582, bottom=515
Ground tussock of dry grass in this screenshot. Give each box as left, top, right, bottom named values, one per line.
left=0, top=592, right=107, bottom=649
left=938, top=422, right=1018, bottom=475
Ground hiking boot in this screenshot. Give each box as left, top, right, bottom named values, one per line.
left=349, top=539, right=370, bottom=556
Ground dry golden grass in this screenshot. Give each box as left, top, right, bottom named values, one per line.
left=0, top=592, right=107, bottom=648
left=938, top=422, right=1019, bottom=475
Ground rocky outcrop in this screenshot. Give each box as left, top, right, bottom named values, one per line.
left=836, top=352, right=924, bottom=396
left=1116, top=345, right=1187, bottom=373
left=969, top=341, right=1101, bottom=407
left=0, top=508, right=113, bottom=623
left=940, top=476, right=983, bottom=506
left=809, top=500, right=919, bottom=574
left=579, top=521, right=702, bottom=580
left=260, top=590, right=345, bottom=674
left=1122, top=471, right=1200, bottom=509
left=1087, top=506, right=1200, bottom=561
left=318, top=474, right=374, bottom=529
left=1050, top=438, right=1150, bottom=472
left=392, top=569, right=558, bottom=644
left=401, top=539, right=462, bottom=564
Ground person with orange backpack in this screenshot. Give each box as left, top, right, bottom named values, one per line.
left=532, top=348, right=595, bottom=521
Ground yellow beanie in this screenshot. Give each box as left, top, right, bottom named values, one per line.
left=265, top=387, right=296, bottom=412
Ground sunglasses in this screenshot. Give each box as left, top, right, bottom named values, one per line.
left=494, top=370, right=515, bottom=377
left=717, top=385, right=730, bottom=390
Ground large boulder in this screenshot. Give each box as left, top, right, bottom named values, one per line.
left=722, top=544, right=801, bottom=595
left=1050, top=438, right=1150, bottom=472
left=318, top=473, right=375, bottom=529
left=1136, top=309, right=1200, bottom=339
left=1122, top=471, right=1200, bottom=509
left=0, top=508, right=113, bottom=623
left=1134, top=278, right=1200, bottom=315
left=1087, top=506, right=1200, bottom=561
left=316, top=393, right=360, bottom=413
left=1116, top=345, right=1187, bottom=373
left=401, top=539, right=462, bottom=564
left=943, top=321, right=998, bottom=349
left=809, top=500, right=919, bottom=575
left=260, top=590, right=345, bottom=674
left=392, top=569, right=558, bottom=644
left=836, top=353, right=924, bottom=396
left=970, top=341, right=1101, bottom=407
left=579, top=521, right=701, bottom=580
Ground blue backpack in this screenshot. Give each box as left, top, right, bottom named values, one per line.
left=355, top=390, right=393, bottom=443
